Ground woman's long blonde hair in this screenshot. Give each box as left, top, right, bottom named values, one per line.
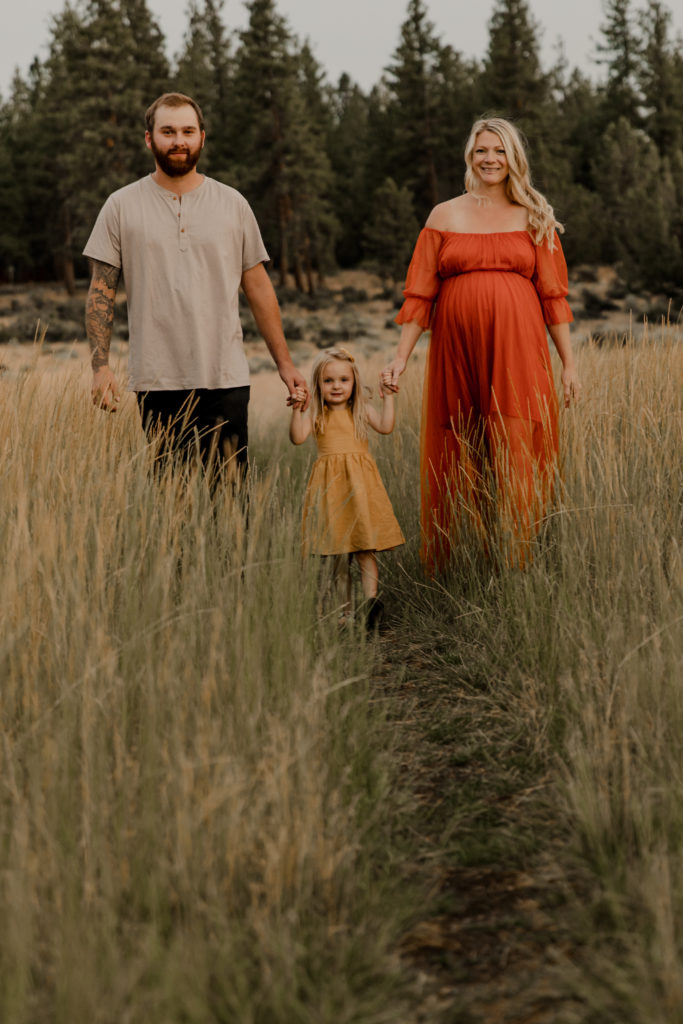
left=464, top=117, right=563, bottom=248
left=309, top=347, right=370, bottom=441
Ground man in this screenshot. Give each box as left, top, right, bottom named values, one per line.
left=84, top=92, right=307, bottom=474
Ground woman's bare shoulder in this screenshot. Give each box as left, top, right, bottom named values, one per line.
left=425, top=195, right=471, bottom=231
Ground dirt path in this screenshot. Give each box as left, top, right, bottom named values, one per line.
left=376, top=642, right=586, bottom=1023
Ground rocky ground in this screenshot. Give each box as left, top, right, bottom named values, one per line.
left=0, top=265, right=678, bottom=404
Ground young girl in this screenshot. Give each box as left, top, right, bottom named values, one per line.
left=290, top=347, right=404, bottom=626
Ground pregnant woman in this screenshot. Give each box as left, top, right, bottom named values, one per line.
left=381, top=117, right=580, bottom=569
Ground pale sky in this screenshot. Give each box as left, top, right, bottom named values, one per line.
left=3, top=0, right=683, bottom=99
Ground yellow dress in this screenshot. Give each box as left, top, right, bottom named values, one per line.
left=302, top=406, right=405, bottom=556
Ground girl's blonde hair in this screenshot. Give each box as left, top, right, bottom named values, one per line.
left=309, top=347, right=369, bottom=440
left=464, top=117, right=563, bottom=248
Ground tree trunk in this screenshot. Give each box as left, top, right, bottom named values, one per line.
left=62, top=256, right=76, bottom=296
left=292, top=250, right=305, bottom=293
left=426, top=148, right=439, bottom=209
left=61, top=202, right=76, bottom=295
left=278, top=193, right=290, bottom=288
left=303, top=237, right=315, bottom=295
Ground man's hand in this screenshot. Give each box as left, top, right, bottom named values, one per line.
left=290, top=384, right=308, bottom=411
left=91, top=365, right=121, bottom=411
left=280, top=364, right=310, bottom=410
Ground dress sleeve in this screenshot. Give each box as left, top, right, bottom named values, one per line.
left=532, top=232, right=573, bottom=326
left=395, top=228, right=442, bottom=329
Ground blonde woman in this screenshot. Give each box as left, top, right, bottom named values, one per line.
left=381, top=117, right=580, bottom=569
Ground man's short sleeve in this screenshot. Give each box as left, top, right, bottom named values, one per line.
left=241, top=200, right=270, bottom=272
left=83, top=196, right=122, bottom=268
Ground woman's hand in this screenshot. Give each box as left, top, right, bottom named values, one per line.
left=379, top=357, right=406, bottom=396
left=561, top=364, right=581, bottom=408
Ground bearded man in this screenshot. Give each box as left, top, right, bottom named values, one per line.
left=83, top=92, right=306, bottom=475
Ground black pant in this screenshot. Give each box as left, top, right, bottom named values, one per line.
left=137, top=387, right=249, bottom=480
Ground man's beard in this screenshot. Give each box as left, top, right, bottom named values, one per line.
left=150, top=138, right=202, bottom=177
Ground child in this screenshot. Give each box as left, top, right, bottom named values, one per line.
left=289, top=346, right=404, bottom=628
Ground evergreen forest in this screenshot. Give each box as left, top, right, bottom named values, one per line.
left=1, top=0, right=682, bottom=296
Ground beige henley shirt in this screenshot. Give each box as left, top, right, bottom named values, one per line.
left=83, top=174, right=270, bottom=391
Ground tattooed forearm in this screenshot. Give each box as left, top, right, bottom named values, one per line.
left=85, top=259, right=121, bottom=370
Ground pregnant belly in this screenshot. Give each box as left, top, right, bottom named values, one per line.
left=437, top=270, right=541, bottom=335
left=431, top=270, right=555, bottom=423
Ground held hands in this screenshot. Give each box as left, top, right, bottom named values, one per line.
left=290, top=385, right=308, bottom=412
left=289, top=384, right=312, bottom=444
left=379, top=357, right=406, bottom=396
left=281, top=365, right=310, bottom=410
left=91, top=366, right=121, bottom=412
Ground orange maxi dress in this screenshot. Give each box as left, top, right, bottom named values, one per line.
left=396, top=228, right=573, bottom=568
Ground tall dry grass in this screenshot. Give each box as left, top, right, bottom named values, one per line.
left=377, top=324, right=682, bottom=1021
left=0, top=359, right=410, bottom=1023
left=1, top=321, right=682, bottom=1022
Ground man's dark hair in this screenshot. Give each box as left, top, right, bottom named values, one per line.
left=145, top=93, right=205, bottom=134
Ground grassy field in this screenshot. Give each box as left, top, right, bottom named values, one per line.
left=0, top=323, right=681, bottom=1022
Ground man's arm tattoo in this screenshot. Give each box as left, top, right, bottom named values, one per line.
left=85, top=260, right=121, bottom=370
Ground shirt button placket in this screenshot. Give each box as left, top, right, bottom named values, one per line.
left=170, top=194, right=187, bottom=252
left=178, top=197, right=187, bottom=251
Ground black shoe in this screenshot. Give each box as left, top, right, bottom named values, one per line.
left=365, top=597, right=385, bottom=633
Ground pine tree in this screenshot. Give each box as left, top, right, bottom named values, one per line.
left=638, top=0, right=683, bottom=157
left=596, top=0, right=641, bottom=128
left=384, top=0, right=443, bottom=214
left=0, top=70, right=43, bottom=280
left=174, top=0, right=232, bottom=173
left=0, top=108, right=26, bottom=280
left=547, top=70, right=606, bottom=265
left=122, top=0, right=169, bottom=88
left=297, top=40, right=332, bottom=136
left=669, top=149, right=683, bottom=282
left=362, top=83, right=396, bottom=219
left=429, top=45, right=480, bottom=200
left=558, top=69, right=603, bottom=188
left=327, top=74, right=373, bottom=266
left=36, top=0, right=169, bottom=290
left=230, top=0, right=336, bottom=289
left=175, top=1, right=216, bottom=104
left=480, top=0, right=548, bottom=120
left=593, top=117, right=681, bottom=288
left=362, top=177, right=419, bottom=285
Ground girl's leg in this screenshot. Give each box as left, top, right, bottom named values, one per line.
left=354, top=551, right=379, bottom=599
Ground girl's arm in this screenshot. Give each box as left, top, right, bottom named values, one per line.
left=366, top=391, right=395, bottom=435
left=289, top=386, right=312, bottom=444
